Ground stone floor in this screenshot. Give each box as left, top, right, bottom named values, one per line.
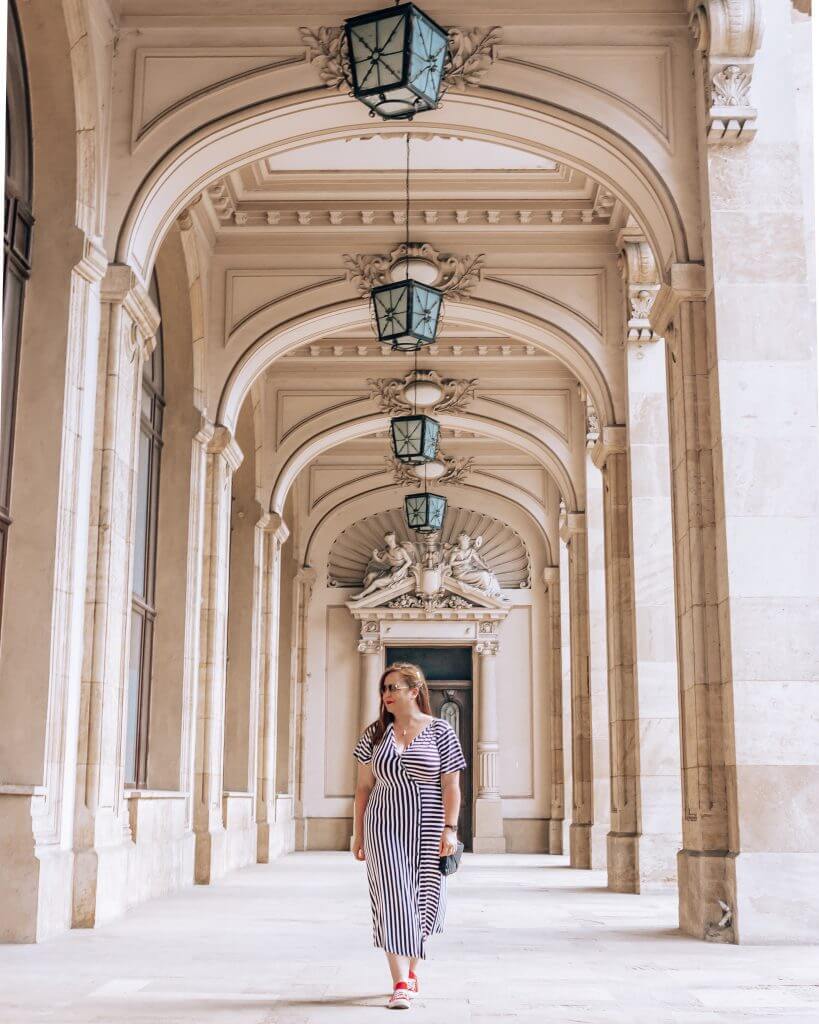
left=0, top=853, right=817, bottom=1023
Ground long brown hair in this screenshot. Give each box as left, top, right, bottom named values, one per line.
left=370, top=662, right=432, bottom=746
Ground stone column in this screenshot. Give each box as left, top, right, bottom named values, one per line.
left=358, top=630, right=384, bottom=734
left=585, top=452, right=611, bottom=871
left=192, top=425, right=243, bottom=884
left=648, top=0, right=819, bottom=943
left=473, top=636, right=506, bottom=853
left=543, top=567, right=564, bottom=855
left=560, top=513, right=593, bottom=869
left=72, top=265, right=159, bottom=928
left=591, top=428, right=641, bottom=892
left=291, top=567, right=317, bottom=847
left=618, top=233, right=681, bottom=887
left=254, top=513, right=289, bottom=864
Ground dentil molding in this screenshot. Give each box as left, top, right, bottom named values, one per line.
left=344, top=243, right=484, bottom=301
left=688, top=0, right=764, bottom=145
left=299, top=25, right=501, bottom=96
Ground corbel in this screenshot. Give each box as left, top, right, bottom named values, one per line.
left=688, top=0, right=764, bottom=144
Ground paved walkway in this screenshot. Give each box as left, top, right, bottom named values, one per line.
left=0, top=853, right=816, bottom=1023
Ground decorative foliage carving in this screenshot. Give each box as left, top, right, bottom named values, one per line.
left=344, top=243, right=484, bottom=301
left=443, top=27, right=503, bottom=92
left=300, top=26, right=350, bottom=90
left=299, top=24, right=501, bottom=94
left=585, top=404, right=601, bottom=448
left=386, top=451, right=475, bottom=487
left=711, top=64, right=752, bottom=106
left=367, top=369, right=478, bottom=416
left=387, top=593, right=477, bottom=610
left=617, top=231, right=661, bottom=345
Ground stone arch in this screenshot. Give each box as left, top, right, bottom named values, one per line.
left=268, top=412, right=579, bottom=515
left=217, top=299, right=617, bottom=439
left=113, top=89, right=692, bottom=284
left=303, top=479, right=555, bottom=572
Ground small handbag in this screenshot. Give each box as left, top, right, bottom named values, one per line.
left=439, top=840, right=464, bottom=876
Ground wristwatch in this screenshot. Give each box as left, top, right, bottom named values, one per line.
left=444, top=824, right=458, bottom=831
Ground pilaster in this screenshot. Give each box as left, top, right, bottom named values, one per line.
left=192, top=424, right=243, bottom=884
left=473, top=635, right=506, bottom=853
left=543, top=566, right=564, bottom=855
left=291, top=566, right=317, bottom=845
left=72, top=264, right=159, bottom=928
left=254, top=513, right=290, bottom=863
left=357, top=627, right=384, bottom=734
left=560, top=512, right=592, bottom=869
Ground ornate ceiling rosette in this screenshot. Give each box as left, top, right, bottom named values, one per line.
left=328, top=505, right=530, bottom=589
left=345, top=242, right=484, bottom=302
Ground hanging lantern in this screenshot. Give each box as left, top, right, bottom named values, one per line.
left=404, top=491, right=447, bottom=534
left=371, top=279, right=443, bottom=351
left=390, top=413, right=440, bottom=465
left=345, top=3, right=449, bottom=121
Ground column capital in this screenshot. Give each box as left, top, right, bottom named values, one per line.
left=257, top=512, right=290, bottom=545
left=358, top=638, right=383, bottom=655
left=204, top=423, right=243, bottom=473
left=590, top=426, right=628, bottom=471
left=688, top=0, right=763, bottom=144
left=649, top=263, right=707, bottom=336
left=475, top=639, right=499, bottom=656
left=559, top=511, right=586, bottom=545
left=100, top=262, right=160, bottom=343
left=542, top=565, right=559, bottom=590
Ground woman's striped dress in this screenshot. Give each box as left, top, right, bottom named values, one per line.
left=353, top=718, right=467, bottom=959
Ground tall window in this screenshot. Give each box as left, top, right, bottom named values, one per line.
left=2, top=1, right=34, bottom=633
left=125, top=274, right=164, bottom=787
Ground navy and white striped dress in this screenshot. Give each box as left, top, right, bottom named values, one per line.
left=353, top=718, right=467, bottom=959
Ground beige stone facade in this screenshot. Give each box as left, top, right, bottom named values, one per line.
left=0, top=0, right=816, bottom=952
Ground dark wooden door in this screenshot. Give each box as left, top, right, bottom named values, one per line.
left=385, top=646, right=473, bottom=849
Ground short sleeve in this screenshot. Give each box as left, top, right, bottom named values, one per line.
left=436, top=721, right=467, bottom=774
left=353, top=723, right=376, bottom=764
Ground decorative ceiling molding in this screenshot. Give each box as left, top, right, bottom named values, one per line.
left=385, top=451, right=475, bottom=487
left=328, top=505, right=530, bottom=589
left=299, top=25, right=501, bottom=95
left=367, top=369, right=478, bottom=415
left=689, top=0, right=763, bottom=144
left=286, top=340, right=542, bottom=360
left=344, top=243, right=484, bottom=300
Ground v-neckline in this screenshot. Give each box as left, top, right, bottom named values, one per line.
left=391, top=718, right=434, bottom=755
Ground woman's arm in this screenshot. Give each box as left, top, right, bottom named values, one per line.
left=440, top=770, right=462, bottom=855
left=352, top=761, right=375, bottom=860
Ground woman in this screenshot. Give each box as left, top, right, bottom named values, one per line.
left=352, top=662, right=467, bottom=1010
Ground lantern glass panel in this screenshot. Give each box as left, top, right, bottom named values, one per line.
left=404, top=491, right=447, bottom=534
left=371, top=280, right=443, bottom=351
left=345, top=4, right=448, bottom=121
left=390, top=414, right=440, bottom=464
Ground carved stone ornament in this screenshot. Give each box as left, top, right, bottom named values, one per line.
left=330, top=506, right=530, bottom=592
left=300, top=25, right=501, bottom=96
left=386, top=451, right=475, bottom=488
left=367, top=369, right=478, bottom=416
left=689, top=0, right=763, bottom=145
left=585, top=403, right=601, bottom=449
left=617, top=229, right=661, bottom=345
left=344, top=243, right=484, bottom=301
left=387, top=592, right=478, bottom=610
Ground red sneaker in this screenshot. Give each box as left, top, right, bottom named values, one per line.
left=408, top=970, right=419, bottom=995
left=388, top=982, right=412, bottom=1010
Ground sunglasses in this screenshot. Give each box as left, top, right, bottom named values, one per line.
left=381, top=683, right=411, bottom=694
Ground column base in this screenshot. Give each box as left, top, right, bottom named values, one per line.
left=72, top=838, right=131, bottom=929
left=548, top=819, right=564, bottom=855
left=0, top=795, right=74, bottom=942
left=569, top=823, right=591, bottom=868
left=677, top=848, right=736, bottom=943
left=473, top=797, right=506, bottom=853
left=194, top=824, right=227, bottom=885
left=257, top=797, right=295, bottom=863
left=607, top=831, right=639, bottom=893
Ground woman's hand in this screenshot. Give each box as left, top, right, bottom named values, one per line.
left=352, top=835, right=366, bottom=861
left=440, top=827, right=458, bottom=857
